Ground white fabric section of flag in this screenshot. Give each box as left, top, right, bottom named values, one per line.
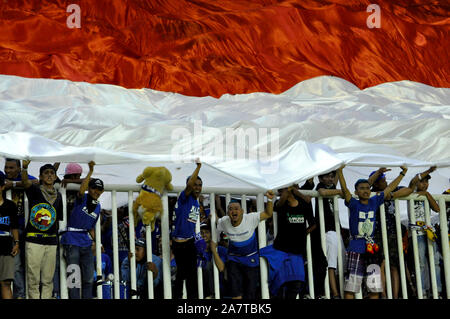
left=0, top=74, right=449, bottom=191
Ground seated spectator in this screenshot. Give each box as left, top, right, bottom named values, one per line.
left=120, top=238, right=162, bottom=299
left=200, top=222, right=228, bottom=298
left=93, top=244, right=113, bottom=298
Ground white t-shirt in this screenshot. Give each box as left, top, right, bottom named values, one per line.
left=217, top=212, right=261, bottom=243
left=217, top=212, right=262, bottom=265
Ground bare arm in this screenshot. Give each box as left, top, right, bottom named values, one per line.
left=384, top=166, right=408, bottom=199
left=368, top=167, right=391, bottom=186
left=78, top=161, right=95, bottom=197
left=260, top=190, right=275, bottom=221
left=21, top=160, right=33, bottom=189
left=185, top=159, right=201, bottom=197
left=408, top=166, right=436, bottom=189
left=210, top=241, right=225, bottom=272
left=318, top=188, right=343, bottom=197
left=336, top=166, right=352, bottom=203
left=391, top=187, right=413, bottom=199
left=11, top=228, right=19, bottom=256
left=417, top=191, right=440, bottom=212
left=291, top=187, right=311, bottom=203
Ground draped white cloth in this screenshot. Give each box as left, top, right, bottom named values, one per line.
left=0, top=74, right=449, bottom=191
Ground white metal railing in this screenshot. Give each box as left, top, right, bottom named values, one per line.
left=6, top=186, right=450, bottom=300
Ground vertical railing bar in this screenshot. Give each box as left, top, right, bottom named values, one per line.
left=257, top=193, right=269, bottom=299
left=161, top=192, right=172, bottom=299
left=59, top=187, right=68, bottom=299
left=424, top=198, right=438, bottom=299
left=196, top=208, right=203, bottom=299
left=111, top=190, right=120, bottom=299
left=380, top=204, right=392, bottom=299
left=127, top=191, right=137, bottom=299
left=145, top=225, right=154, bottom=299
left=333, top=196, right=344, bottom=299
left=438, top=198, right=450, bottom=299
left=318, top=196, right=330, bottom=298
left=209, top=193, right=221, bottom=299
left=409, top=198, right=423, bottom=299
left=95, top=207, right=103, bottom=299
left=394, top=199, right=408, bottom=299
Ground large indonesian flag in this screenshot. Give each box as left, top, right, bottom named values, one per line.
left=0, top=0, right=449, bottom=190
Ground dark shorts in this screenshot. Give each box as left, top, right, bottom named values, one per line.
left=226, top=260, right=260, bottom=299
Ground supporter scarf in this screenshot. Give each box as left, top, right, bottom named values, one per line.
left=40, top=185, right=58, bottom=205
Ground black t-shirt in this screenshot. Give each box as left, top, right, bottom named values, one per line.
left=273, top=194, right=315, bottom=256
left=24, top=184, right=63, bottom=245
left=315, top=182, right=337, bottom=233
left=0, top=199, right=18, bottom=255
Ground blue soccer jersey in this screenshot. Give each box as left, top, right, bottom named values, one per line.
left=172, top=190, right=200, bottom=240
left=345, top=193, right=384, bottom=253
left=61, top=193, right=101, bottom=247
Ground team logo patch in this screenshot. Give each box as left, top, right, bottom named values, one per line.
left=30, top=203, right=56, bottom=231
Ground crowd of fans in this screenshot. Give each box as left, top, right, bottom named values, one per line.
left=0, top=158, right=449, bottom=299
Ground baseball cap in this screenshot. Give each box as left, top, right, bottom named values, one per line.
left=65, top=163, right=83, bottom=175
left=88, top=178, right=104, bottom=190
left=369, top=170, right=386, bottom=183
left=135, top=238, right=146, bottom=248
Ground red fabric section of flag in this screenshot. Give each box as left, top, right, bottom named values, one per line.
left=0, top=0, right=448, bottom=97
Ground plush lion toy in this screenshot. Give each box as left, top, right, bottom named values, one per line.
left=133, top=166, right=173, bottom=231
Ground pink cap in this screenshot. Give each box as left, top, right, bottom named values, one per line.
left=65, top=163, right=83, bottom=175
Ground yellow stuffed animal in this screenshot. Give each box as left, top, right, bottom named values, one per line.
left=133, top=166, right=173, bottom=231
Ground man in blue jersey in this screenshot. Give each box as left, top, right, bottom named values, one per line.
left=217, top=190, right=275, bottom=299
left=172, top=158, right=202, bottom=299
left=60, top=161, right=104, bottom=299
left=337, top=164, right=408, bottom=299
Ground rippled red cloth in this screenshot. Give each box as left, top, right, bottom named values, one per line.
left=0, top=0, right=448, bottom=97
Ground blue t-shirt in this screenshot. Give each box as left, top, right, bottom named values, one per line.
left=345, top=193, right=384, bottom=253
left=94, top=252, right=113, bottom=281
left=61, top=193, right=101, bottom=247
left=172, top=190, right=200, bottom=240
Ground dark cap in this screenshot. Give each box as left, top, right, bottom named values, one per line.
left=135, top=238, right=146, bottom=248
left=39, top=164, right=56, bottom=175
left=89, top=178, right=104, bottom=190
left=354, top=178, right=370, bottom=189
left=369, top=171, right=386, bottom=183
